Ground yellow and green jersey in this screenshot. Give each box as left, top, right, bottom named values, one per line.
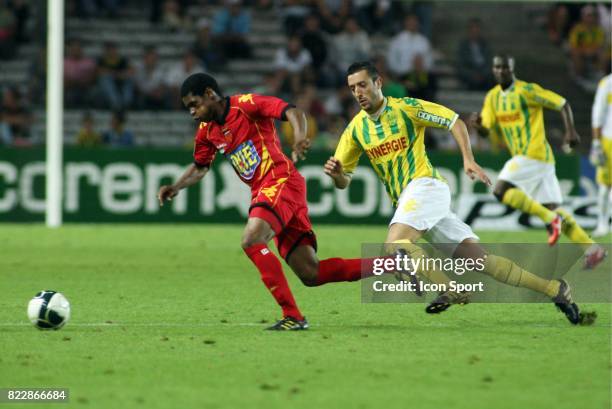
left=334, top=96, right=458, bottom=206
left=480, top=79, right=566, bottom=163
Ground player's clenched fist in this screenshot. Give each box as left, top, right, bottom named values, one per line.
left=158, top=185, right=178, bottom=206
left=323, top=157, right=343, bottom=178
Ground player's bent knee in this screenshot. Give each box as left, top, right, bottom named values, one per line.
left=298, top=273, right=318, bottom=287
left=241, top=234, right=267, bottom=249
left=297, top=263, right=320, bottom=287
left=291, top=260, right=319, bottom=287
left=493, top=186, right=507, bottom=202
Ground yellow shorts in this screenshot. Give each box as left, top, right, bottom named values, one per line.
left=596, top=138, right=612, bottom=186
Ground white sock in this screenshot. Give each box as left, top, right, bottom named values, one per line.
left=597, top=185, right=611, bottom=230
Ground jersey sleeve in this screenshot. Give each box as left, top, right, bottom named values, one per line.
left=334, top=121, right=363, bottom=175
left=480, top=90, right=497, bottom=130
left=237, top=94, right=293, bottom=121
left=410, top=99, right=459, bottom=130
left=592, top=77, right=609, bottom=128
left=193, top=125, right=216, bottom=168
left=524, top=83, right=566, bottom=111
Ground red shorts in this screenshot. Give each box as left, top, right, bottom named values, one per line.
left=249, top=174, right=317, bottom=261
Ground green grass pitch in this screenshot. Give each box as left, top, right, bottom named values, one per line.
left=0, top=224, right=610, bottom=409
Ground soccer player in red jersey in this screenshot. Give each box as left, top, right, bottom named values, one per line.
left=157, top=73, right=364, bottom=330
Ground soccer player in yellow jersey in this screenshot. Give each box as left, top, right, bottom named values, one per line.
left=471, top=55, right=607, bottom=268
left=590, top=70, right=612, bottom=237
left=324, top=61, right=588, bottom=325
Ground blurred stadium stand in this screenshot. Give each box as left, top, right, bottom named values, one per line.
left=0, top=1, right=596, bottom=149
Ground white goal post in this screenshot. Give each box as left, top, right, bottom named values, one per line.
left=45, top=0, right=65, bottom=227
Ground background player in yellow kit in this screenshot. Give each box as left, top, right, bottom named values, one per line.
left=590, top=67, right=612, bottom=238
left=471, top=54, right=606, bottom=268
left=323, top=61, right=589, bottom=324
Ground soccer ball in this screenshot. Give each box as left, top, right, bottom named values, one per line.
left=27, top=291, right=71, bottom=330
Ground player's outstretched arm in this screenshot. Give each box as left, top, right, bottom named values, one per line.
left=324, top=157, right=351, bottom=189
left=450, top=118, right=492, bottom=186
left=285, top=107, right=310, bottom=162
left=158, top=164, right=209, bottom=206
left=560, top=101, right=581, bottom=149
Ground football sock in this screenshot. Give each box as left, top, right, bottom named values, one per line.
left=482, top=254, right=560, bottom=297
left=316, top=258, right=363, bottom=285
left=596, top=185, right=610, bottom=230
left=389, top=240, right=452, bottom=285
left=555, top=208, right=595, bottom=248
left=244, top=244, right=304, bottom=320
left=501, top=188, right=556, bottom=224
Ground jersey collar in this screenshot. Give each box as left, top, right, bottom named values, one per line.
left=500, top=80, right=516, bottom=96
left=367, top=97, right=387, bottom=122
left=215, top=97, right=231, bottom=125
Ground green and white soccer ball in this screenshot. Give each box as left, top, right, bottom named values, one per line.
left=27, top=291, right=71, bottom=330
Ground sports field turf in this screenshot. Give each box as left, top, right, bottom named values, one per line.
left=1, top=224, right=610, bottom=409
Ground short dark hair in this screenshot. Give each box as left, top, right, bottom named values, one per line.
left=346, top=61, right=379, bottom=80
left=180, top=73, right=223, bottom=98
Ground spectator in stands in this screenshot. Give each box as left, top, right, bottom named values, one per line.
left=252, top=71, right=284, bottom=98
left=456, top=18, right=493, bottom=91
left=280, top=0, right=311, bottom=35
left=97, top=41, right=135, bottom=110
left=402, top=54, right=437, bottom=101
left=314, top=0, right=351, bottom=34
left=103, top=111, right=134, bottom=147
left=596, top=3, right=611, bottom=40
left=255, top=0, right=273, bottom=11
left=323, top=84, right=357, bottom=121
left=212, top=0, right=251, bottom=60
left=281, top=92, right=318, bottom=147
left=166, top=49, right=205, bottom=109
left=77, top=0, right=120, bottom=19
left=412, top=1, right=433, bottom=39
left=150, top=0, right=189, bottom=23
left=192, top=17, right=224, bottom=71
left=546, top=2, right=583, bottom=46
left=302, top=84, right=326, bottom=123
left=315, top=113, right=345, bottom=152
left=0, top=2, right=16, bottom=59
left=331, top=17, right=371, bottom=77
left=274, top=35, right=314, bottom=95
left=29, top=48, right=46, bottom=106
left=373, top=55, right=405, bottom=98
left=64, top=38, right=97, bottom=108
left=300, top=14, right=330, bottom=85
left=354, top=0, right=394, bottom=35
left=76, top=112, right=102, bottom=147
left=0, top=86, right=31, bottom=146
left=569, top=4, right=607, bottom=80
left=162, top=0, right=191, bottom=32
left=134, top=46, right=167, bottom=110
left=386, top=13, right=432, bottom=79
left=9, top=0, right=29, bottom=44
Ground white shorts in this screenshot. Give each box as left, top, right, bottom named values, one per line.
left=390, top=178, right=479, bottom=249
left=498, top=155, right=563, bottom=204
